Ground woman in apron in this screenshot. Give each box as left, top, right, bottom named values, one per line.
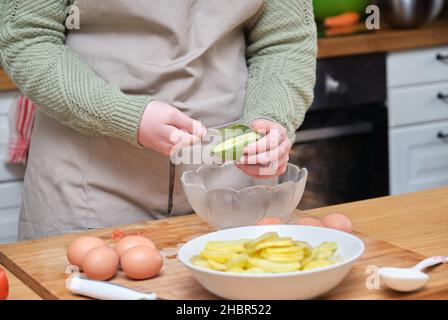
left=0, top=0, right=317, bottom=240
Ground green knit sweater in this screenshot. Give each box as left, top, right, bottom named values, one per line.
left=0, top=0, right=317, bottom=145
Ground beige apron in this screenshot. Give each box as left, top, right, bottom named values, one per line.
left=19, top=0, right=264, bottom=240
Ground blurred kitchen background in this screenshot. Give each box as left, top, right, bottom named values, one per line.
left=0, top=0, right=447, bottom=243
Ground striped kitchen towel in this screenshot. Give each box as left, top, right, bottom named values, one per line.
left=7, top=96, right=37, bottom=164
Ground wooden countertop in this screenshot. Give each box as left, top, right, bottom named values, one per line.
left=307, top=187, right=448, bottom=257
left=2, top=20, right=448, bottom=91
left=1, top=187, right=447, bottom=300
left=1, top=265, right=41, bottom=300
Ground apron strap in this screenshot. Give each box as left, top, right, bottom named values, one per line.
left=167, top=161, right=175, bottom=217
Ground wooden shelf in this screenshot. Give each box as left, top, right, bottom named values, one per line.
left=318, top=19, right=448, bottom=59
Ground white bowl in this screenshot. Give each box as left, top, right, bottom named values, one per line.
left=179, top=225, right=365, bottom=300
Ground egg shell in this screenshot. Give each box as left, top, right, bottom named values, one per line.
left=66, top=236, right=106, bottom=269
left=114, top=235, right=157, bottom=258
left=297, top=217, right=324, bottom=227
left=323, top=213, right=353, bottom=233
left=121, top=246, right=163, bottom=280
left=256, top=217, right=282, bottom=225
left=81, top=246, right=119, bottom=281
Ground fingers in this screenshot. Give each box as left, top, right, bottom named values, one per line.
left=237, top=119, right=291, bottom=178
left=240, top=138, right=291, bottom=165
left=150, top=125, right=199, bottom=156
left=169, top=127, right=199, bottom=144
left=170, top=108, right=207, bottom=138
left=245, top=122, right=287, bottom=155
left=236, top=151, right=289, bottom=178
left=235, top=163, right=266, bottom=179
left=159, top=142, right=177, bottom=156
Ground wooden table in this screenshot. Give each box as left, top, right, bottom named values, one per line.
left=1, top=187, right=447, bottom=300
left=307, top=187, right=448, bottom=257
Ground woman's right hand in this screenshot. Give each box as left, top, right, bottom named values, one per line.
left=138, top=101, right=207, bottom=156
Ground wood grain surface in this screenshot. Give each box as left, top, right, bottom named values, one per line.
left=1, top=265, right=41, bottom=300
left=318, top=19, right=448, bottom=59
left=306, top=187, right=448, bottom=257
left=1, top=186, right=448, bottom=300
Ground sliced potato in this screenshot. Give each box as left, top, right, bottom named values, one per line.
left=205, top=240, right=248, bottom=253
left=244, top=267, right=267, bottom=274
left=302, top=259, right=333, bottom=271
left=294, top=241, right=313, bottom=257
left=191, top=256, right=211, bottom=269
left=226, top=253, right=249, bottom=270
left=253, top=237, right=294, bottom=252
left=193, top=232, right=339, bottom=274
left=244, top=232, right=279, bottom=253
left=200, top=250, right=233, bottom=264
left=260, top=251, right=304, bottom=263
left=208, top=260, right=227, bottom=271
left=263, top=245, right=302, bottom=255
left=248, top=258, right=301, bottom=273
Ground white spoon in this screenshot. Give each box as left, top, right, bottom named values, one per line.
left=379, top=256, right=448, bottom=292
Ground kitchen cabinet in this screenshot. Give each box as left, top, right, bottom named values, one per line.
left=387, top=45, right=448, bottom=195
left=0, top=91, right=24, bottom=243
left=388, top=82, right=448, bottom=127
left=389, top=120, right=448, bottom=194
left=387, top=46, right=448, bottom=87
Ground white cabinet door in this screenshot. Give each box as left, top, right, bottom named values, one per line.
left=389, top=120, right=448, bottom=195
left=387, top=46, right=448, bottom=88
left=388, top=81, right=448, bottom=127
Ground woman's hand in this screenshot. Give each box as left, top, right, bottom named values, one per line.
left=138, top=101, right=207, bottom=156
left=236, top=119, right=292, bottom=178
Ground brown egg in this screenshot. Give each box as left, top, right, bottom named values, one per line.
left=297, top=217, right=324, bottom=227
left=66, top=236, right=106, bottom=269
left=323, top=213, right=353, bottom=233
left=256, top=217, right=282, bottom=225
left=121, top=246, right=163, bottom=280
left=114, top=235, right=157, bottom=258
left=81, top=246, right=119, bottom=281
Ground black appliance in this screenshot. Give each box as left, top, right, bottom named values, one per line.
left=290, top=53, right=389, bottom=210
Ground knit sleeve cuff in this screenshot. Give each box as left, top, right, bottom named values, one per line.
left=109, top=94, right=153, bottom=146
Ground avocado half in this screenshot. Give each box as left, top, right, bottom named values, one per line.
left=212, top=130, right=261, bottom=162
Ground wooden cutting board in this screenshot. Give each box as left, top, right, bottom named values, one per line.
left=1, top=214, right=447, bottom=300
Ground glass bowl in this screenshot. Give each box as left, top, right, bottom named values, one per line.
left=181, top=163, right=307, bottom=229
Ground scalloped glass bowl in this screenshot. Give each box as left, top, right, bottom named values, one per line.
left=181, top=163, right=308, bottom=229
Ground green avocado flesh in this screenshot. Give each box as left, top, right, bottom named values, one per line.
left=212, top=131, right=261, bottom=161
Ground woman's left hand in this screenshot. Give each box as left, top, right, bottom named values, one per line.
left=236, top=119, right=292, bottom=179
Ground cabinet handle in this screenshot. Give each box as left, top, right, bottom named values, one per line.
left=438, top=131, right=448, bottom=140
left=438, top=92, right=448, bottom=103
left=436, top=53, right=448, bottom=64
